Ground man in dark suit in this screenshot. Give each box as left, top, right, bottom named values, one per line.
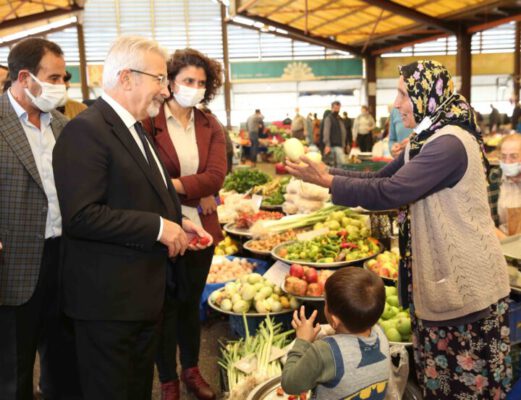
left=52, top=36, right=212, bottom=400
left=0, top=38, right=81, bottom=400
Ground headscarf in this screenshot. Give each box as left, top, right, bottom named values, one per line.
left=400, top=60, right=482, bottom=160
left=396, top=60, right=488, bottom=308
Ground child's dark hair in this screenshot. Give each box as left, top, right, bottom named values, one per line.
left=325, top=267, right=385, bottom=334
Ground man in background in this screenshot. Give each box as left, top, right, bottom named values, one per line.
left=246, top=108, right=263, bottom=164
left=56, top=70, right=87, bottom=119
left=323, top=101, right=347, bottom=167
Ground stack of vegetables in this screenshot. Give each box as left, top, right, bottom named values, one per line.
left=283, top=178, right=330, bottom=215
left=251, top=176, right=291, bottom=207
left=234, top=210, right=284, bottom=230
left=249, top=204, right=346, bottom=237
left=214, top=233, right=239, bottom=256
left=219, top=316, right=294, bottom=400
left=209, top=272, right=299, bottom=314
left=223, top=169, right=271, bottom=194
left=206, top=258, right=257, bottom=284
left=275, top=209, right=380, bottom=264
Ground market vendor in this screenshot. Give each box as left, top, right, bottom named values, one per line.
left=285, top=60, right=511, bottom=399
left=143, top=48, right=227, bottom=400
left=495, top=133, right=521, bottom=238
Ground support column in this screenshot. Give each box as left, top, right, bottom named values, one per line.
left=456, top=30, right=472, bottom=102
left=76, top=22, right=89, bottom=101
left=514, top=21, right=520, bottom=100
left=365, top=54, right=377, bottom=118
left=220, top=3, right=232, bottom=129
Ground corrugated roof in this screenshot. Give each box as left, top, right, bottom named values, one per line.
left=232, top=0, right=521, bottom=55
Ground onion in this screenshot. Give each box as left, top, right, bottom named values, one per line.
left=283, top=138, right=305, bottom=162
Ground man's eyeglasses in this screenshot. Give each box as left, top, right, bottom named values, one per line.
left=129, top=69, right=167, bottom=87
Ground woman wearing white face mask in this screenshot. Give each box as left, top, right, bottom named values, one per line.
left=495, top=133, right=521, bottom=238
left=142, top=48, right=227, bottom=400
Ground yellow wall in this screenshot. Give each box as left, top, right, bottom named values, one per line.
left=377, top=53, right=515, bottom=78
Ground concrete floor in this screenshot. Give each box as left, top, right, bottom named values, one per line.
left=33, top=314, right=232, bottom=400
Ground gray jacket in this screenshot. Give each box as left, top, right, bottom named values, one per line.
left=0, top=93, right=68, bottom=305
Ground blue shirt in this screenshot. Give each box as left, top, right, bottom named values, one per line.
left=7, top=89, right=61, bottom=239
left=388, top=108, right=413, bottom=152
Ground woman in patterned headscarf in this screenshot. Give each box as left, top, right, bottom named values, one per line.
left=285, top=60, right=512, bottom=399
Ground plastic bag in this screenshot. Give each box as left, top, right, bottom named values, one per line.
left=385, top=344, right=409, bottom=400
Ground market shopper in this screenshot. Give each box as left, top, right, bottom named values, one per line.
left=291, top=107, right=306, bottom=140
left=282, top=268, right=389, bottom=398
left=143, top=48, right=227, bottom=400
left=322, top=101, right=347, bottom=167
left=53, top=36, right=212, bottom=400
left=286, top=60, right=511, bottom=399
left=0, top=38, right=81, bottom=400
left=388, top=106, right=413, bottom=157
left=495, top=133, right=521, bottom=238
left=246, top=108, right=263, bottom=164
left=352, top=105, right=376, bottom=152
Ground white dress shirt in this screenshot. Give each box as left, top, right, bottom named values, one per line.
left=7, top=90, right=61, bottom=239
left=164, top=106, right=202, bottom=227
left=101, top=93, right=169, bottom=239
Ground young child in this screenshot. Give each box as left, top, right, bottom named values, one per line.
left=281, top=267, right=390, bottom=399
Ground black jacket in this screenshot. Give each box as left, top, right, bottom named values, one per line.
left=53, top=98, right=182, bottom=321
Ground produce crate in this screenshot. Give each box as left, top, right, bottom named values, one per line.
left=509, top=295, right=521, bottom=345
left=340, top=160, right=388, bottom=172
left=229, top=313, right=293, bottom=338
left=199, top=256, right=271, bottom=321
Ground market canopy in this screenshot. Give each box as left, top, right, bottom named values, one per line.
left=0, top=0, right=84, bottom=46
left=229, top=0, right=521, bottom=56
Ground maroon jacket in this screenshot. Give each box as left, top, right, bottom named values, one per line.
left=143, top=104, right=227, bottom=244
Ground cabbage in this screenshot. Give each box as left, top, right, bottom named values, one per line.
left=283, top=138, right=305, bottom=162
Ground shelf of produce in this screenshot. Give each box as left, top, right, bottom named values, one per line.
left=207, top=288, right=295, bottom=317
left=224, top=222, right=254, bottom=238
left=281, top=282, right=325, bottom=302
left=271, top=240, right=382, bottom=269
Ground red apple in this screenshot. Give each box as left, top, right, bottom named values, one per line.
left=304, top=267, right=318, bottom=283
left=290, top=264, right=304, bottom=279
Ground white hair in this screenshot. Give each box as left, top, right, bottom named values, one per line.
left=102, top=36, right=168, bottom=90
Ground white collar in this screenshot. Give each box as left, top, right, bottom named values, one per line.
left=101, top=92, right=137, bottom=129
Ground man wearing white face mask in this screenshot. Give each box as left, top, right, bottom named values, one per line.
left=0, top=38, right=81, bottom=399
left=495, top=133, right=521, bottom=238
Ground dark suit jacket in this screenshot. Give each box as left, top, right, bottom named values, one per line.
left=53, top=98, right=182, bottom=321
left=143, top=106, right=226, bottom=243
left=0, top=93, right=68, bottom=306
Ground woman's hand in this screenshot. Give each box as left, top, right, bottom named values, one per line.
left=182, top=218, right=213, bottom=251
left=199, top=195, right=217, bottom=216
left=285, top=155, right=334, bottom=188
left=292, top=306, right=321, bottom=343
left=171, top=178, right=186, bottom=195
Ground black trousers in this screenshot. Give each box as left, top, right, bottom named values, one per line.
left=357, top=133, right=373, bottom=152
left=0, top=238, right=81, bottom=400
left=74, top=318, right=160, bottom=400
left=155, top=246, right=214, bottom=382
